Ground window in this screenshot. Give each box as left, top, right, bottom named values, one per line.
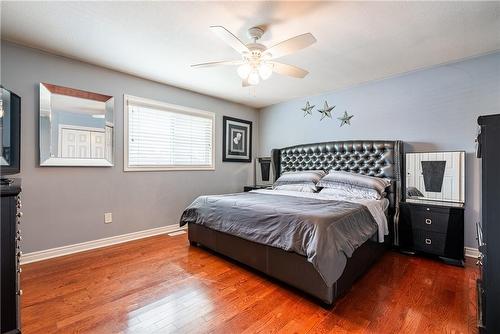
left=124, top=95, right=215, bottom=171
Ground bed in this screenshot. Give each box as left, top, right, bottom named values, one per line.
left=180, top=140, right=404, bottom=305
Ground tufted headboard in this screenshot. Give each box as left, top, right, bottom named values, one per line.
left=271, top=140, right=404, bottom=245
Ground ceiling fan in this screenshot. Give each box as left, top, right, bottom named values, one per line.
left=191, top=26, right=316, bottom=86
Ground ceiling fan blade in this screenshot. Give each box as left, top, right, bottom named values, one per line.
left=242, top=77, right=250, bottom=87
left=265, top=33, right=316, bottom=59
left=210, top=26, right=249, bottom=54
left=270, top=62, right=309, bottom=78
left=191, top=60, right=243, bottom=68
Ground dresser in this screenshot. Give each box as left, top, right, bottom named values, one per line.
left=1, top=179, right=22, bottom=334
left=399, top=199, right=464, bottom=266
left=476, top=114, right=500, bottom=333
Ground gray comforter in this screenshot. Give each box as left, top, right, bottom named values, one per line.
left=179, top=192, right=378, bottom=287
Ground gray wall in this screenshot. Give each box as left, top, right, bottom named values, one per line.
left=1, top=42, right=259, bottom=253
left=259, top=52, right=500, bottom=248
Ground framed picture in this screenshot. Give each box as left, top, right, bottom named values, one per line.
left=223, top=116, right=252, bottom=162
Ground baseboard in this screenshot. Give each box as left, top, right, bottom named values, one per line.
left=465, top=247, right=480, bottom=259
left=21, top=228, right=480, bottom=264
left=21, top=225, right=186, bottom=265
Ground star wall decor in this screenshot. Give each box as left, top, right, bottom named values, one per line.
left=338, top=110, right=354, bottom=127
left=317, top=101, right=335, bottom=121
left=301, top=101, right=315, bottom=117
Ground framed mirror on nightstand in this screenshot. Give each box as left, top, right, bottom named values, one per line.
left=399, top=151, right=466, bottom=266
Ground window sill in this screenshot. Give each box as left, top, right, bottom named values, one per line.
left=124, top=165, right=215, bottom=172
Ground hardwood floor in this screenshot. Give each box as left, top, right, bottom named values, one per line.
left=21, top=234, right=478, bottom=334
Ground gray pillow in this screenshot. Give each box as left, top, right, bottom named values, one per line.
left=317, top=171, right=391, bottom=195
left=272, top=170, right=326, bottom=192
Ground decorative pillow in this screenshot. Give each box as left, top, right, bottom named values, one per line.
left=319, top=185, right=385, bottom=200
left=273, top=184, right=317, bottom=193
left=272, top=170, right=326, bottom=192
left=317, top=171, right=391, bottom=195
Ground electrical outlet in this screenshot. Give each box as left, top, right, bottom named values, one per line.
left=104, top=212, right=113, bottom=224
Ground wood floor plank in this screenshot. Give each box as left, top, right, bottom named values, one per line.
left=21, top=234, right=478, bottom=334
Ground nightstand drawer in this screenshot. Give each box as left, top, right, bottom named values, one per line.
left=413, top=230, right=446, bottom=256
left=410, top=209, right=449, bottom=233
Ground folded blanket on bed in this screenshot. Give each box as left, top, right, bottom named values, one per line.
left=179, top=192, right=378, bottom=287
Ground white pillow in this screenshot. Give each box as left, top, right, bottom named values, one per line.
left=317, top=171, right=391, bottom=196
left=319, top=184, right=384, bottom=200
left=273, top=184, right=317, bottom=193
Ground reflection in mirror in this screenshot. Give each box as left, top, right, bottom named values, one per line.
left=0, top=88, right=11, bottom=166
left=39, top=83, right=114, bottom=166
left=405, top=151, right=465, bottom=203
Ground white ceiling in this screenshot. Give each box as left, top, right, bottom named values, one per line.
left=2, top=1, right=500, bottom=108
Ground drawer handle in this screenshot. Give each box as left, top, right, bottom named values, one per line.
left=425, top=238, right=432, bottom=245
left=425, top=218, right=432, bottom=225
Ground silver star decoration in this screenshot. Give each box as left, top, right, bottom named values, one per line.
left=317, top=101, right=335, bottom=121
left=301, top=101, right=315, bottom=117
left=338, top=111, right=354, bottom=127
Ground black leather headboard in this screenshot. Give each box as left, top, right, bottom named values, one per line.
left=271, top=140, right=404, bottom=245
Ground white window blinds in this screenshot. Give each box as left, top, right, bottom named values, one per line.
left=125, top=96, right=215, bottom=171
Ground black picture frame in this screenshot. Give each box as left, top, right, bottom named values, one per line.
left=222, top=116, right=252, bottom=163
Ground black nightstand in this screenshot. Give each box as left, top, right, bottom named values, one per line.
left=399, top=199, right=465, bottom=266
left=243, top=185, right=271, bottom=192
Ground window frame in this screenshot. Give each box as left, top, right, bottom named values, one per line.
left=123, top=94, right=216, bottom=172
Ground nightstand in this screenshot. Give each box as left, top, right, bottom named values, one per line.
left=243, top=185, right=271, bottom=192
left=399, top=199, right=464, bottom=266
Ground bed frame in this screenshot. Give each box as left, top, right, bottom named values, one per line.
left=188, top=140, right=404, bottom=304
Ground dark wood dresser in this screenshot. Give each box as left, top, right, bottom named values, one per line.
left=399, top=199, right=464, bottom=266
left=1, top=179, right=22, bottom=334
left=477, top=114, right=500, bottom=333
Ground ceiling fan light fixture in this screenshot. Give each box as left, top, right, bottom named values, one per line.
left=248, top=70, right=260, bottom=85
left=192, top=26, right=316, bottom=87
left=258, top=62, right=273, bottom=80
left=237, top=63, right=252, bottom=79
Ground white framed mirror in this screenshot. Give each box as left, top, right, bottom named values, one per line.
left=39, top=83, right=114, bottom=166
left=405, top=151, right=465, bottom=204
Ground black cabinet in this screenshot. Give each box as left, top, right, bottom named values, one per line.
left=477, top=114, right=500, bottom=333
left=399, top=199, right=464, bottom=266
left=1, top=179, right=22, bottom=334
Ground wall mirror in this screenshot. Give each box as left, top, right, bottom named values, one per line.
left=405, top=151, right=465, bottom=204
left=39, top=83, right=114, bottom=166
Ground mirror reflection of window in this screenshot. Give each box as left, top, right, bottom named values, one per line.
left=405, top=152, right=465, bottom=203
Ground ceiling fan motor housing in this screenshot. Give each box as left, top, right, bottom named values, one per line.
left=247, top=26, right=265, bottom=41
